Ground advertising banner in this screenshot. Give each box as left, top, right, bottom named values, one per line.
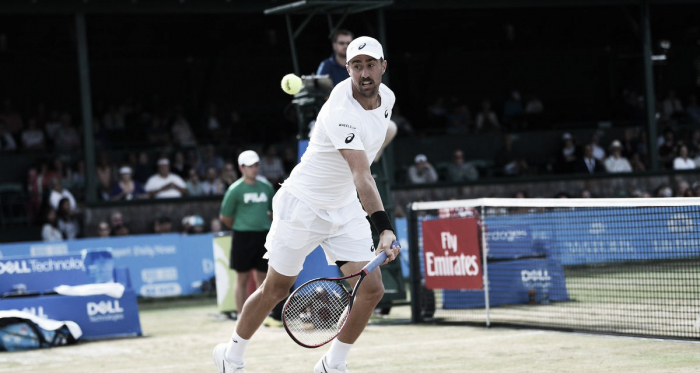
left=442, top=258, right=569, bottom=309
left=421, top=218, right=483, bottom=290
left=0, top=234, right=216, bottom=298
left=0, top=290, right=142, bottom=340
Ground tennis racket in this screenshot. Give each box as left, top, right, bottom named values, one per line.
left=282, top=241, right=399, bottom=348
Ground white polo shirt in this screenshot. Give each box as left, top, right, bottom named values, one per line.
left=284, top=78, right=395, bottom=210
left=145, top=173, right=187, bottom=198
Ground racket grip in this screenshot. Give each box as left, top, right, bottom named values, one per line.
left=364, top=241, right=400, bottom=274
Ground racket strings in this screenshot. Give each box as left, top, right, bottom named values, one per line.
left=283, top=280, right=351, bottom=347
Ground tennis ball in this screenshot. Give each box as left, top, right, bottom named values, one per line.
left=281, top=73, right=303, bottom=95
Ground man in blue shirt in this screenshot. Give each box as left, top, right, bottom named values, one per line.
left=316, top=29, right=353, bottom=86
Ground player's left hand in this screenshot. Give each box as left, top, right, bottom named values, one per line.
left=377, top=231, right=400, bottom=266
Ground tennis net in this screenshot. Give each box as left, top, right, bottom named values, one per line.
left=407, top=197, right=700, bottom=340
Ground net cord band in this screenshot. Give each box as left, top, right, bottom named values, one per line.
left=411, top=197, right=700, bottom=211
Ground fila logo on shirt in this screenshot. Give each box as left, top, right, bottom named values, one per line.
left=243, top=192, right=268, bottom=204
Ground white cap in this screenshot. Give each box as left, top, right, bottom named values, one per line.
left=610, top=140, right=622, bottom=149
left=562, top=132, right=572, bottom=140
left=415, top=154, right=428, bottom=163
left=157, top=158, right=169, bottom=166
left=119, top=166, right=132, bottom=174
left=238, top=150, right=260, bottom=167
left=346, top=36, right=384, bottom=63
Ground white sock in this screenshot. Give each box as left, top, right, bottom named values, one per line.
left=326, top=339, right=353, bottom=368
left=225, top=330, right=249, bottom=364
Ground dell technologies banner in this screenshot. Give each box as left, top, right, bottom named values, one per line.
left=0, top=234, right=215, bottom=298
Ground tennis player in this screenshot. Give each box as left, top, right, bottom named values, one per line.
left=213, top=36, right=400, bottom=373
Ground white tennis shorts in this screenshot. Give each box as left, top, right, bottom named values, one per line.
left=264, top=187, right=375, bottom=277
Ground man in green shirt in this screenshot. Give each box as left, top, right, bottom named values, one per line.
left=219, top=150, right=275, bottom=318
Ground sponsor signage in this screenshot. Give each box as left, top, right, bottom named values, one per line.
left=421, top=218, right=483, bottom=290
left=0, top=233, right=215, bottom=297
left=0, top=291, right=142, bottom=339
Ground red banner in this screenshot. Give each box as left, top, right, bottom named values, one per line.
left=422, top=218, right=483, bottom=290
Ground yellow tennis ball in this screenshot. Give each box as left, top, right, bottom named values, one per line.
left=281, top=73, right=303, bottom=95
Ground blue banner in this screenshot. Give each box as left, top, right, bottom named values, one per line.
left=0, top=290, right=142, bottom=340
left=443, top=258, right=569, bottom=309
left=483, top=207, right=700, bottom=265
left=0, top=233, right=216, bottom=298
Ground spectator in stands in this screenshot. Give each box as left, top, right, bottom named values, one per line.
left=589, top=133, right=605, bottom=161
left=109, top=211, right=124, bottom=231
left=475, top=100, right=500, bottom=132
left=447, top=149, right=478, bottom=182
left=113, top=223, right=130, bottom=236
left=44, top=110, right=62, bottom=148
left=661, top=90, right=684, bottom=121
left=557, top=132, right=579, bottom=173
left=427, top=97, right=448, bottom=131
left=0, top=119, right=17, bottom=152
left=620, top=127, right=638, bottom=160
left=41, top=208, right=63, bottom=241
left=524, top=95, right=544, bottom=114
left=687, top=95, right=700, bottom=124
left=446, top=102, right=471, bottom=135
left=54, top=113, right=81, bottom=151
left=655, top=185, right=673, bottom=197
left=97, top=221, right=111, bottom=238
left=204, top=103, right=228, bottom=142
left=171, top=150, right=188, bottom=179
left=673, top=145, right=696, bottom=170
left=153, top=216, right=173, bottom=234
left=198, top=145, right=225, bottom=178
left=96, top=152, right=114, bottom=201
left=0, top=99, right=23, bottom=138
left=220, top=162, right=238, bottom=188
left=502, top=90, right=523, bottom=130
left=186, top=168, right=204, bottom=196
left=201, top=166, right=225, bottom=196
left=658, top=128, right=678, bottom=169
left=186, top=215, right=206, bottom=234
left=92, top=117, right=111, bottom=149
left=574, top=144, right=605, bottom=174
left=210, top=218, right=222, bottom=233
left=386, top=107, right=411, bottom=139
left=56, top=198, right=80, bottom=239
left=630, top=153, right=646, bottom=172
left=687, top=129, right=700, bottom=158
left=604, top=140, right=632, bottom=173
left=580, top=189, right=593, bottom=198
left=146, top=115, right=171, bottom=146
left=49, top=177, right=77, bottom=212
left=21, top=118, right=46, bottom=151
left=316, top=29, right=353, bottom=86
left=145, top=158, right=188, bottom=198
left=676, top=180, right=693, bottom=197
left=171, top=109, right=196, bottom=147
left=259, top=145, right=286, bottom=187
left=110, top=166, right=147, bottom=201
left=133, top=151, right=154, bottom=184
left=408, top=154, right=438, bottom=184
left=495, top=134, right=529, bottom=176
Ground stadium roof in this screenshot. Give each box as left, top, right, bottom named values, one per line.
left=1, top=0, right=699, bottom=14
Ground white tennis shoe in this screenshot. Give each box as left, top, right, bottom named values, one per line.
left=314, top=356, right=349, bottom=373
left=213, top=343, right=246, bottom=372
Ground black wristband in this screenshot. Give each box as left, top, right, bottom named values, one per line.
left=370, top=211, right=394, bottom=234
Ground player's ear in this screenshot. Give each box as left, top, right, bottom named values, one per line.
left=381, top=59, right=387, bottom=74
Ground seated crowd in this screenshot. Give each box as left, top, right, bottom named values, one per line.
left=2, top=87, right=699, bottom=242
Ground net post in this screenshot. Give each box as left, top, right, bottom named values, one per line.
left=480, top=204, right=491, bottom=327
left=407, top=202, right=423, bottom=324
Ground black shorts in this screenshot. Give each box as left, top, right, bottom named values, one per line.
left=230, top=230, right=269, bottom=273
